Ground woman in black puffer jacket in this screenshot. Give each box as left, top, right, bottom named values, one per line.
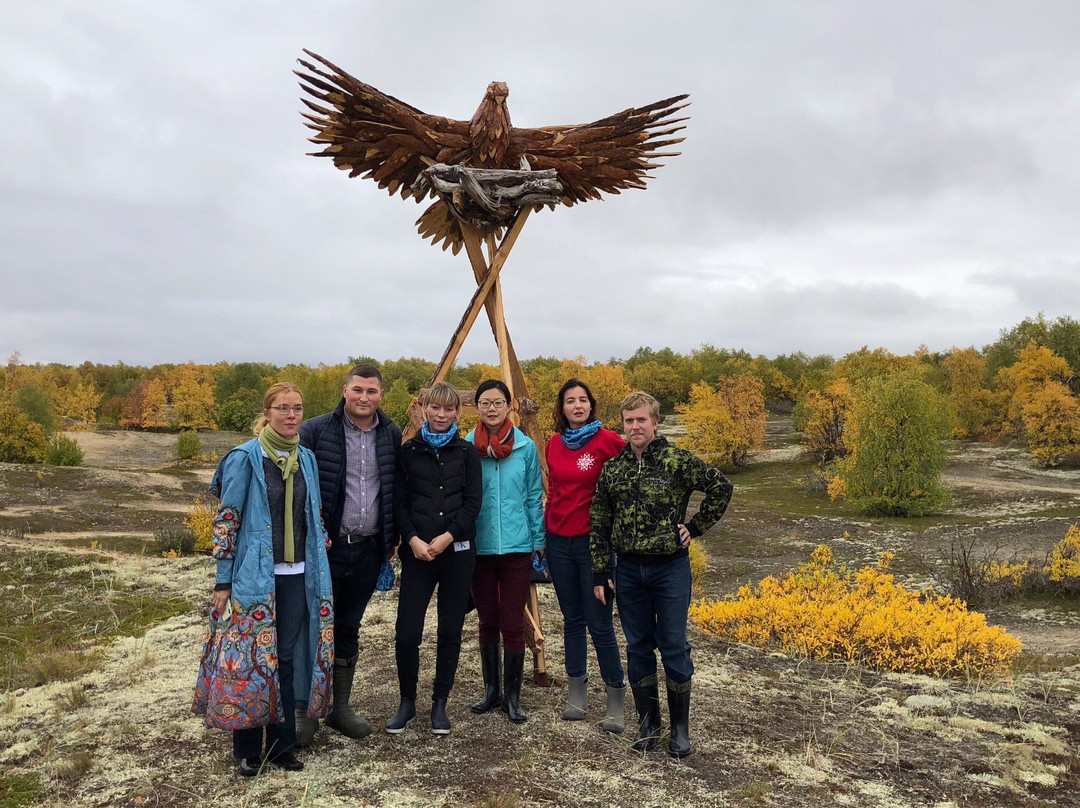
left=386, top=382, right=483, bottom=736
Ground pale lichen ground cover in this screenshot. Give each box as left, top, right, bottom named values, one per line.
left=3, top=548, right=1078, bottom=808
left=3, top=424, right=1080, bottom=807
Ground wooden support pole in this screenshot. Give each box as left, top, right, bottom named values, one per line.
left=403, top=208, right=547, bottom=481
left=428, top=257, right=509, bottom=388
left=486, top=232, right=515, bottom=406
left=401, top=210, right=534, bottom=442
left=524, top=582, right=550, bottom=687
left=457, top=219, right=546, bottom=468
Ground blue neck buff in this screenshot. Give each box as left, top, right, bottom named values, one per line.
left=561, top=419, right=602, bottom=450
left=421, top=421, right=458, bottom=449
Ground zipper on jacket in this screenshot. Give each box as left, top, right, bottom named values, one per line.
left=495, top=459, right=502, bottom=554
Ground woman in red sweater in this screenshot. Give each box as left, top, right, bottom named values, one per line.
left=544, top=379, right=627, bottom=733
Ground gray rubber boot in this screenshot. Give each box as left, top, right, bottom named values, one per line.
left=325, top=657, right=373, bottom=739
left=295, top=700, right=318, bottom=747
left=601, top=683, right=626, bottom=734
left=561, top=675, right=588, bottom=720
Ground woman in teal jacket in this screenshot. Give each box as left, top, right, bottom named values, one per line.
left=193, top=383, right=334, bottom=776
left=466, top=379, right=545, bottom=724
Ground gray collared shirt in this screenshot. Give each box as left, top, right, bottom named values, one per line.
left=341, top=413, right=380, bottom=537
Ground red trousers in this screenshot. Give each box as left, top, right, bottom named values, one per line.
left=471, top=552, right=531, bottom=653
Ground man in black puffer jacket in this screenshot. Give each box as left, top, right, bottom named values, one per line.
left=298, top=363, right=402, bottom=742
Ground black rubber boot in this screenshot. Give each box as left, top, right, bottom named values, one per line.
left=295, top=700, right=317, bottom=747
left=386, top=697, right=416, bottom=734
left=630, top=676, right=661, bottom=752
left=325, top=657, right=373, bottom=739
left=502, top=650, right=527, bottom=724
left=470, top=644, right=503, bottom=714
left=666, top=679, right=692, bottom=758
left=431, top=697, right=451, bottom=735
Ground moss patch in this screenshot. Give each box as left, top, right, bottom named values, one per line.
left=0, top=774, right=42, bottom=808
left=0, top=550, right=190, bottom=689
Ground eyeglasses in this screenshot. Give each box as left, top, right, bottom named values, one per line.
left=477, top=399, right=508, bottom=411
left=270, top=405, right=304, bottom=414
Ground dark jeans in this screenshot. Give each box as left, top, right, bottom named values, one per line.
left=395, top=546, right=476, bottom=700
left=615, top=555, right=693, bottom=686
left=233, top=572, right=307, bottom=760
left=546, top=533, right=625, bottom=686
left=471, top=552, right=531, bottom=653
left=330, top=535, right=382, bottom=662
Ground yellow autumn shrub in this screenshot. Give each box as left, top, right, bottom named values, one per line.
left=1046, top=524, right=1080, bottom=589
left=966, top=523, right=1080, bottom=599
left=689, top=541, right=709, bottom=597
left=185, top=499, right=215, bottom=553
left=983, top=559, right=1039, bottom=588
left=690, top=545, right=1021, bottom=679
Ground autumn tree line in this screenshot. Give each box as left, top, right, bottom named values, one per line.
left=2, top=314, right=1078, bottom=516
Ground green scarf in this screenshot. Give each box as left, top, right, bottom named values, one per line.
left=258, top=425, right=301, bottom=564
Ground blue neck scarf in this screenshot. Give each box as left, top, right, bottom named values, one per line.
left=561, top=419, right=602, bottom=450
left=421, top=421, right=458, bottom=449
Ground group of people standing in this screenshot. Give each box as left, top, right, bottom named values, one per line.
left=193, top=364, right=733, bottom=775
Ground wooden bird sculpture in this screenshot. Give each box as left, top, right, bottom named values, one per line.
left=296, top=50, right=689, bottom=254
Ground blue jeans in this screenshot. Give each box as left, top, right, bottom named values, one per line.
left=615, top=555, right=693, bottom=686
left=233, top=572, right=307, bottom=760
left=546, top=533, right=625, bottom=686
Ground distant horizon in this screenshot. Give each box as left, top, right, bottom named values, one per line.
left=4, top=326, right=1028, bottom=371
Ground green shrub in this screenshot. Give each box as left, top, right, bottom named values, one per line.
left=45, top=434, right=84, bottom=466
left=217, top=387, right=263, bottom=433
left=15, top=383, right=55, bottom=436
left=153, top=525, right=196, bottom=556
left=176, top=429, right=202, bottom=461
left=829, top=369, right=950, bottom=516
left=381, top=377, right=414, bottom=428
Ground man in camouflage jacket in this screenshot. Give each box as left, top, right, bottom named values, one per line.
left=590, top=391, right=732, bottom=758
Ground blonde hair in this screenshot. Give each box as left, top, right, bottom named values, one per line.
left=253, top=382, right=304, bottom=435
left=423, top=381, right=461, bottom=411
left=620, top=391, right=660, bottom=423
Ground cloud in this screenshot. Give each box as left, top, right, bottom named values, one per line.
left=2, top=1, right=1078, bottom=367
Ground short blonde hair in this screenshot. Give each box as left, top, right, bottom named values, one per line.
left=254, top=383, right=304, bottom=435
left=620, top=391, right=660, bottom=423
left=423, top=381, right=461, bottom=410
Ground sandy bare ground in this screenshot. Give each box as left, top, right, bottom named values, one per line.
left=65, top=428, right=246, bottom=472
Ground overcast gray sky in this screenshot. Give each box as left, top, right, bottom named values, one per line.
left=3, top=1, right=1078, bottom=368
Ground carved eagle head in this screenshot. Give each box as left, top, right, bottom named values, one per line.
left=469, top=81, right=512, bottom=167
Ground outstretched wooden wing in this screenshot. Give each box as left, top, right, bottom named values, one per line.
left=296, top=50, right=470, bottom=201
left=297, top=49, right=689, bottom=253
left=513, top=96, right=690, bottom=206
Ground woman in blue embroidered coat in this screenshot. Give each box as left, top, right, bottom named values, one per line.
left=192, top=383, right=334, bottom=776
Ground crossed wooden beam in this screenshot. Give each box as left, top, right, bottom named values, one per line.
left=403, top=207, right=545, bottom=463
left=401, top=187, right=552, bottom=685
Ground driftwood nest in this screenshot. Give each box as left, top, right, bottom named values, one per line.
left=413, top=164, right=563, bottom=233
